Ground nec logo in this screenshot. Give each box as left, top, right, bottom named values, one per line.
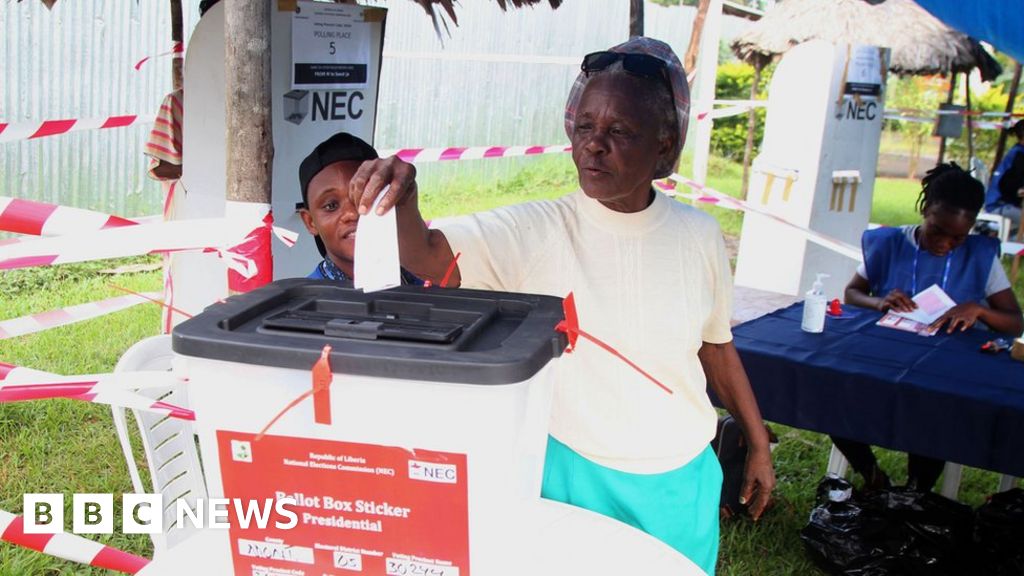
left=283, top=90, right=365, bottom=126
left=408, top=460, right=457, bottom=484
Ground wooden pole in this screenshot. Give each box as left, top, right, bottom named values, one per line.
left=224, top=1, right=273, bottom=205
left=684, top=0, right=711, bottom=73
left=936, top=73, right=956, bottom=165
left=629, top=0, right=643, bottom=37
left=991, top=62, right=1022, bottom=175
left=965, top=72, right=975, bottom=165
left=740, top=60, right=763, bottom=200
left=170, top=0, right=183, bottom=90
left=689, top=0, right=723, bottom=186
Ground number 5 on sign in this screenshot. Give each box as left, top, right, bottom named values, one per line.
left=291, top=1, right=371, bottom=89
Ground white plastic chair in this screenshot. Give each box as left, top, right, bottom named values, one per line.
left=112, top=335, right=206, bottom=555
left=976, top=212, right=1011, bottom=243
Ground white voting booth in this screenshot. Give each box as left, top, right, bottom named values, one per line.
left=734, top=40, right=890, bottom=299
left=173, top=1, right=385, bottom=319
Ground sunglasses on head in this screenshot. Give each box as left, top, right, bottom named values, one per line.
left=581, top=51, right=669, bottom=81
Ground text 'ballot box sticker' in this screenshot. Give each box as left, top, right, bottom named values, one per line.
left=217, top=431, right=470, bottom=576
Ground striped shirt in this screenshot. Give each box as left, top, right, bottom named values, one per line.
left=144, top=89, right=183, bottom=179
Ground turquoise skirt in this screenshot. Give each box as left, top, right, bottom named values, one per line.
left=541, top=435, right=722, bottom=575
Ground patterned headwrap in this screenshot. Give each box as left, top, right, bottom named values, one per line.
left=564, top=37, right=690, bottom=164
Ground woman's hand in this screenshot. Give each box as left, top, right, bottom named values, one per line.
left=348, top=156, right=419, bottom=216
left=930, top=302, right=985, bottom=333
left=345, top=155, right=459, bottom=285
left=878, top=289, right=916, bottom=313
left=741, top=445, right=776, bottom=521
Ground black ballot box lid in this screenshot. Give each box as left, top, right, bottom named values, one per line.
left=172, top=279, right=568, bottom=385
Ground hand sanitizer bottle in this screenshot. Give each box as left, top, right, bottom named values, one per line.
left=801, top=273, right=829, bottom=333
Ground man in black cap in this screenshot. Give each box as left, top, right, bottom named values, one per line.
left=298, top=131, right=421, bottom=283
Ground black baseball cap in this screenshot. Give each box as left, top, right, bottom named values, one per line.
left=298, top=131, right=378, bottom=208
left=298, top=132, right=378, bottom=257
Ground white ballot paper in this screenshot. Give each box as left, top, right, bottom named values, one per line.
left=894, top=283, right=956, bottom=325
left=354, top=188, right=400, bottom=292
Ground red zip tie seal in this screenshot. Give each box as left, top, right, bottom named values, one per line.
left=555, top=292, right=673, bottom=395
left=255, top=344, right=333, bottom=441
left=439, top=252, right=461, bottom=288
left=312, top=344, right=334, bottom=425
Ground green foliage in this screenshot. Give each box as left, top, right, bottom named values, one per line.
left=946, top=83, right=1022, bottom=171
left=885, top=76, right=944, bottom=138
left=0, top=256, right=162, bottom=299
left=710, top=61, right=771, bottom=161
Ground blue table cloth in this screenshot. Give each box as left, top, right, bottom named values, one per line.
left=731, top=303, right=1024, bottom=477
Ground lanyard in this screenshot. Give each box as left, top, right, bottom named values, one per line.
left=910, top=247, right=952, bottom=295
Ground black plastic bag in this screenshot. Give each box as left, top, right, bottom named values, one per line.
left=858, top=487, right=975, bottom=574
left=974, top=488, right=1024, bottom=575
left=801, top=477, right=975, bottom=575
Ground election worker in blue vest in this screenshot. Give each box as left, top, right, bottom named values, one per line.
left=834, top=162, right=1023, bottom=491
left=984, top=120, right=1024, bottom=235
left=297, top=132, right=420, bottom=285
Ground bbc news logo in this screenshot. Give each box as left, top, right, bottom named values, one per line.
left=22, top=494, right=298, bottom=535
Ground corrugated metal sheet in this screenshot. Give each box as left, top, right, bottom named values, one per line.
left=374, top=1, right=706, bottom=187
left=0, top=1, right=198, bottom=217
left=1, top=1, right=751, bottom=217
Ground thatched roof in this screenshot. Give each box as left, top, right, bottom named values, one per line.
left=413, top=0, right=561, bottom=24
left=20, top=0, right=563, bottom=39
left=731, top=0, right=1001, bottom=80
left=410, top=0, right=562, bottom=36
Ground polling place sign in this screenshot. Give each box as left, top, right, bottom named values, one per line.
left=291, top=1, right=372, bottom=89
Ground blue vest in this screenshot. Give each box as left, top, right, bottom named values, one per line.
left=307, top=259, right=423, bottom=286
left=986, top=143, right=1024, bottom=210
left=862, top=226, right=998, bottom=305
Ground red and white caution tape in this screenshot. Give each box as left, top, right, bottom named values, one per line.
left=694, top=99, right=767, bottom=122
left=0, top=362, right=193, bottom=420
left=0, top=196, right=137, bottom=236
left=225, top=202, right=299, bottom=293
left=884, top=112, right=1010, bottom=131
left=0, top=115, right=155, bottom=144
left=380, top=144, right=571, bottom=163
left=133, top=42, right=184, bottom=71
left=668, top=173, right=864, bottom=261
left=0, top=292, right=161, bottom=340
left=0, top=509, right=149, bottom=574
left=889, top=107, right=1024, bottom=119
left=0, top=217, right=263, bottom=273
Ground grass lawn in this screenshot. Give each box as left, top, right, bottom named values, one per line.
left=0, top=155, right=1020, bottom=575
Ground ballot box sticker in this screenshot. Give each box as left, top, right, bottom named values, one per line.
left=217, top=431, right=470, bottom=576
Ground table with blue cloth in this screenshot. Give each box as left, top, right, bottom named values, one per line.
left=730, top=303, right=1024, bottom=477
